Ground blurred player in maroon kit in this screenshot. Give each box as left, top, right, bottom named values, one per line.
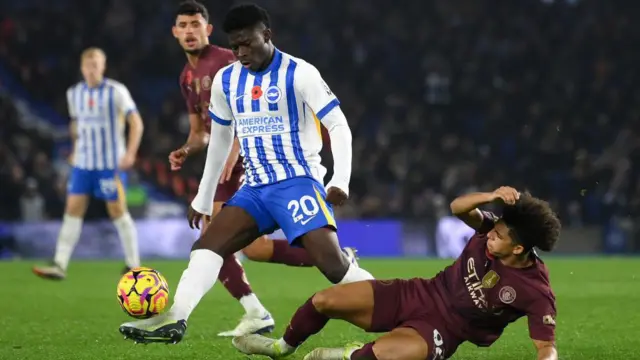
left=233, top=186, right=560, bottom=360
left=168, top=1, right=358, bottom=337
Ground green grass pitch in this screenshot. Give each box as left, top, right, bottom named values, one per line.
left=1, top=258, right=638, bottom=359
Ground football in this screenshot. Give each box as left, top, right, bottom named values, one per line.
left=117, top=267, right=170, bottom=319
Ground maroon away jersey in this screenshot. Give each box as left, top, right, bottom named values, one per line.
left=179, top=45, right=243, bottom=172
left=429, top=211, right=557, bottom=347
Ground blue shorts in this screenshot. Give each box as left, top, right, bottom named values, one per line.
left=67, top=167, right=127, bottom=201
left=226, top=177, right=336, bottom=243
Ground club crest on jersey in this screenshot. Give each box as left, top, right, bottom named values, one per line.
left=202, top=76, right=212, bottom=91
left=481, top=270, right=500, bottom=289
left=498, top=286, right=516, bottom=304
left=265, top=85, right=282, bottom=104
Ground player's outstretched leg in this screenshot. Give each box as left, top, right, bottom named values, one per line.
left=305, top=328, right=429, bottom=360
left=204, top=202, right=275, bottom=337
left=301, top=228, right=374, bottom=284
left=232, top=281, right=375, bottom=358
left=216, top=253, right=275, bottom=337
left=257, top=177, right=372, bottom=284
left=119, top=204, right=264, bottom=344
left=240, top=236, right=360, bottom=268
left=33, top=193, right=88, bottom=280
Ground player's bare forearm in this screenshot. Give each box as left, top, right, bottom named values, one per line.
left=69, top=119, right=77, bottom=163
left=70, top=119, right=78, bottom=141
left=183, top=130, right=209, bottom=154
left=534, top=341, right=557, bottom=360
left=181, top=113, right=209, bottom=155
left=125, top=111, right=144, bottom=156
left=449, top=192, right=496, bottom=229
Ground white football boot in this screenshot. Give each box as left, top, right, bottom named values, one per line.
left=341, top=247, right=359, bottom=267
left=232, top=334, right=296, bottom=358
left=217, top=313, right=275, bottom=337
left=303, top=343, right=365, bottom=360
left=32, top=262, right=66, bottom=280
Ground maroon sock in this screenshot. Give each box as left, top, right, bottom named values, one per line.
left=218, top=255, right=253, bottom=300
left=351, top=342, right=377, bottom=360
left=282, top=296, right=329, bottom=347
left=270, top=239, right=314, bottom=267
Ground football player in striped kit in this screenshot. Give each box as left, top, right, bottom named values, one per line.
left=119, top=3, right=374, bottom=344
left=33, top=48, right=144, bottom=280
left=169, top=1, right=358, bottom=338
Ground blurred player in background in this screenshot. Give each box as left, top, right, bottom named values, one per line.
left=33, top=48, right=144, bottom=280
left=119, top=3, right=373, bottom=344
left=234, top=187, right=559, bottom=360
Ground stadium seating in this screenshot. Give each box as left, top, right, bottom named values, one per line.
left=1, top=0, right=639, bottom=226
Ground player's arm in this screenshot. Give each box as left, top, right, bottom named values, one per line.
left=183, top=113, right=210, bottom=155
left=191, top=71, right=235, bottom=216
left=526, top=295, right=558, bottom=360
left=66, top=88, right=78, bottom=163
left=533, top=340, right=557, bottom=360
left=115, top=85, right=144, bottom=160
left=295, top=63, right=351, bottom=196
left=449, top=186, right=519, bottom=230
left=69, top=119, right=77, bottom=163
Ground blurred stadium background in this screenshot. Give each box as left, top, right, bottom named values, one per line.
left=1, top=0, right=638, bottom=261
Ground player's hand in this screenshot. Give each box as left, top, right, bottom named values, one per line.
left=491, top=186, right=520, bottom=205
left=187, top=206, right=204, bottom=230
left=119, top=153, right=136, bottom=170
left=169, top=147, right=189, bottom=171
left=326, top=187, right=348, bottom=206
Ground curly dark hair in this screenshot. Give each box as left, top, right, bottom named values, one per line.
left=501, top=192, right=561, bottom=252
left=222, top=3, right=271, bottom=33
left=176, top=1, right=209, bottom=23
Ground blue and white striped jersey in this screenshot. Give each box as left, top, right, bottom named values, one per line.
left=67, top=78, right=137, bottom=170
left=208, top=50, right=340, bottom=187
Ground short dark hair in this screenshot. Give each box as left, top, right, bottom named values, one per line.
left=222, top=3, right=271, bottom=33
left=502, top=192, right=561, bottom=252
left=176, top=1, right=209, bottom=22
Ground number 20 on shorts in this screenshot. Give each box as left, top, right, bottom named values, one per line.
left=287, top=195, right=320, bottom=224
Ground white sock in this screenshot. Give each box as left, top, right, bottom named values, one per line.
left=339, top=263, right=375, bottom=284
left=113, top=213, right=140, bottom=268
left=169, top=249, right=224, bottom=321
left=239, top=293, right=269, bottom=317
left=53, top=214, right=83, bottom=271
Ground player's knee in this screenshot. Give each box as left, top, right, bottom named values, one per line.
left=241, top=246, right=260, bottom=261
left=373, top=329, right=430, bottom=360
left=372, top=342, right=401, bottom=360
left=105, top=201, right=126, bottom=219
left=65, top=195, right=88, bottom=217
left=311, top=288, right=340, bottom=315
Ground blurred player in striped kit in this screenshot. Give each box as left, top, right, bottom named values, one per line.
left=33, top=48, right=144, bottom=280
